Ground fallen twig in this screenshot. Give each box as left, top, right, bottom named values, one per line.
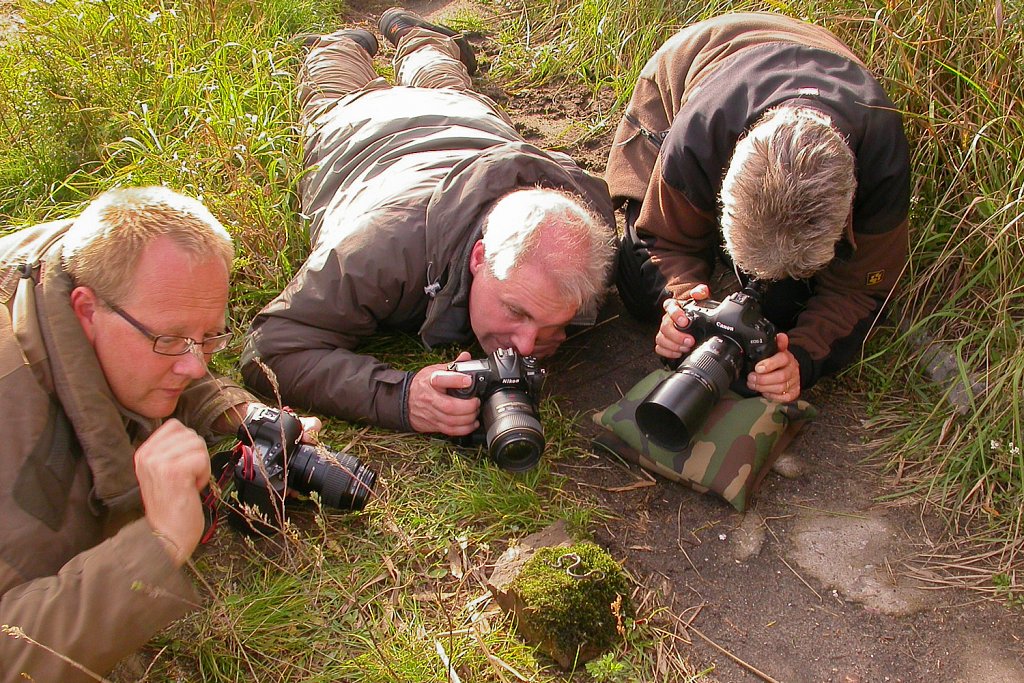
left=779, top=555, right=824, bottom=603
left=683, top=623, right=784, bottom=683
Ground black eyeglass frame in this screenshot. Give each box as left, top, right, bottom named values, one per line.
left=102, top=299, right=232, bottom=357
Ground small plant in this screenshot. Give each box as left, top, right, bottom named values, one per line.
left=992, top=573, right=1024, bottom=608
left=586, top=652, right=633, bottom=682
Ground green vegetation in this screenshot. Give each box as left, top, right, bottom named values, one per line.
left=0, top=0, right=333, bottom=325
left=585, top=653, right=634, bottom=683
left=2, top=0, right=1022, bottom=678
left=2, top=0, right=701, bottom=677
left=165, top=428, right=597, bottom=681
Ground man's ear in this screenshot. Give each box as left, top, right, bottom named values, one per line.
left=70, top=286, right=100, bottom=343
left=469, top=239, right=486, bottom=276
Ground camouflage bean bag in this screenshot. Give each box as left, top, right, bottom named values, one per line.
left=592, top=369, right=816, bottom=512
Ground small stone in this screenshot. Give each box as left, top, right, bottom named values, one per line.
left=731, top=510, right=767, bottom=562
left=487, top=520, right=573, bottom=612
left=771, top=451, right=806, bottom=479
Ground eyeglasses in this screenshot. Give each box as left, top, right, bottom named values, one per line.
left=103, top=300, right=232, bottom=357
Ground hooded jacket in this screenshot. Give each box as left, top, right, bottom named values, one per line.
left=0, top=220, right=253, bottom=682
left=241, top=85, right=614, bottom=430
left=605, top=13, right=911, bottom=388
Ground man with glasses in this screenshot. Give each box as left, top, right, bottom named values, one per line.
left=0, top=187, right=316, bottom=681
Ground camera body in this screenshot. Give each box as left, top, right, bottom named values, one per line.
left=676, top=285, right=777, bottom=378
left=448, top=347, right=546, bottom=471
left=231, top=404, right=376, bottom=534
left=636, top=281, right=777, bottom=451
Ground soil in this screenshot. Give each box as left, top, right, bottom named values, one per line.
left=368, top=2, right=1024, bottom=681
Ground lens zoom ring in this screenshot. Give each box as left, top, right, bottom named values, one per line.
left=486, top=412, right=542, bottom=441
left=685, top=353, right=733, bottom=393
left=319, top=459, right=377, bottom=510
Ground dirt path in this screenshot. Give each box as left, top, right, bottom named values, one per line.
left=370, top=2, right=1024, bottom=680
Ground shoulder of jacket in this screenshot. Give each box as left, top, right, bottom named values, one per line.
left=0, top=219, right=73, bottom=304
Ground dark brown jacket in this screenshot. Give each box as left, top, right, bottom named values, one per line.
left=0, top=220, right=252, bottom=682
left=241, top=86, right=614, bottom=430
left=606, top=13, right=911, bottom=387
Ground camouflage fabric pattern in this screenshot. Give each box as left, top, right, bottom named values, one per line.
left=595, top=369, right=817, bottom=511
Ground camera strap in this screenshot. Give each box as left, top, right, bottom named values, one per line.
left=200, top=444, right=248, bottom=544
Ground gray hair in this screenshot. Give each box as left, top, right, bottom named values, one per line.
left=720, top=106, right=855, bottom=281
left=480, top=187, right=614, bottom=308
left=63, top=186, right=234, bottom=304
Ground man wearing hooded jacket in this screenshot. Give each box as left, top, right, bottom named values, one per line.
left=241, top=10, right=616, bottom=438
left=605, top=13, right=910, bottom=401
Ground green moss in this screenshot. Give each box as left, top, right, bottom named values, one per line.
left=510, top=542, right=632, bottom=660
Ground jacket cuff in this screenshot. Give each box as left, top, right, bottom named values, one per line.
left=198, top=384, right=255, bottom=436
left=373, top=370, right=416, bottom=432
left=790, top=345, right=819, bottom=390
left=399, top=371, right=414, bottom=432
left=178, top=375, right=258, bottom=438
left=117, top=519, right=199, bottom=595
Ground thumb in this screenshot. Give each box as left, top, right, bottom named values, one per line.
left=775, top=331, right=790, bottom=352
left=455, top=350, right=473, bottom=362
left=690, top=284, right=710, bottom=300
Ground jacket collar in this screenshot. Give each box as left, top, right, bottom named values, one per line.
left=418, top=142, right=615, bottom=346
left=36, top=241, right=144, bottom=513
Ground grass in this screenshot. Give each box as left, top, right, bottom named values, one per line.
left=162, top=428, right=594, bottom=681
left=2, top=0, right=691, bottom=678
left=140, top=409, right=701, bottom=682
left=3, top=0, right=1023, bottom=678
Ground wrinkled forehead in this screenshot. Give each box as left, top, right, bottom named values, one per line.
left=500, top=264, right=578, bottom=326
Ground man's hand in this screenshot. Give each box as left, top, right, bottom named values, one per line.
left=134, top=419, right=211, bottom=566
left=407, top=351, right=481, bottom=436
left=295, top=414, right=322, bottom=444
left=746, top=332, right=801, bottom=402
left=655, top=284, right=710, bottom=360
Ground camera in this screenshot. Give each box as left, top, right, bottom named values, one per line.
left=230, top=404, right=377, bottom=534
left=635, top=281, right=777, bottom=451
left=448, top=348, right=546, bottom=472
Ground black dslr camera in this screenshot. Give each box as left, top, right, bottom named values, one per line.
left=448, top=348, right=546, bottom=472
left=230, top=404, right=377, bottom=534
left=636, top=281, right=777, bottom=451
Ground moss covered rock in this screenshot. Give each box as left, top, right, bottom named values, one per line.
left=507, top=541, right=631, bottom=668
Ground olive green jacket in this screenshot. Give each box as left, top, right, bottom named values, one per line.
left=0, top=219, right=252, bottom=682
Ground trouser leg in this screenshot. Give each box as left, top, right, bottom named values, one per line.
left=296, top=35, right=387, bottom=244
left=298, top=34, right=383, bottom=118
left=394, top=28, right=472, bottom=90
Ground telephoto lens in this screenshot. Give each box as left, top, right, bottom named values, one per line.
left=634, top=280, right=777, bottom=452
left=635, top=335, right=743, bottom=450
left=285, top=443, right=377, bottom=510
